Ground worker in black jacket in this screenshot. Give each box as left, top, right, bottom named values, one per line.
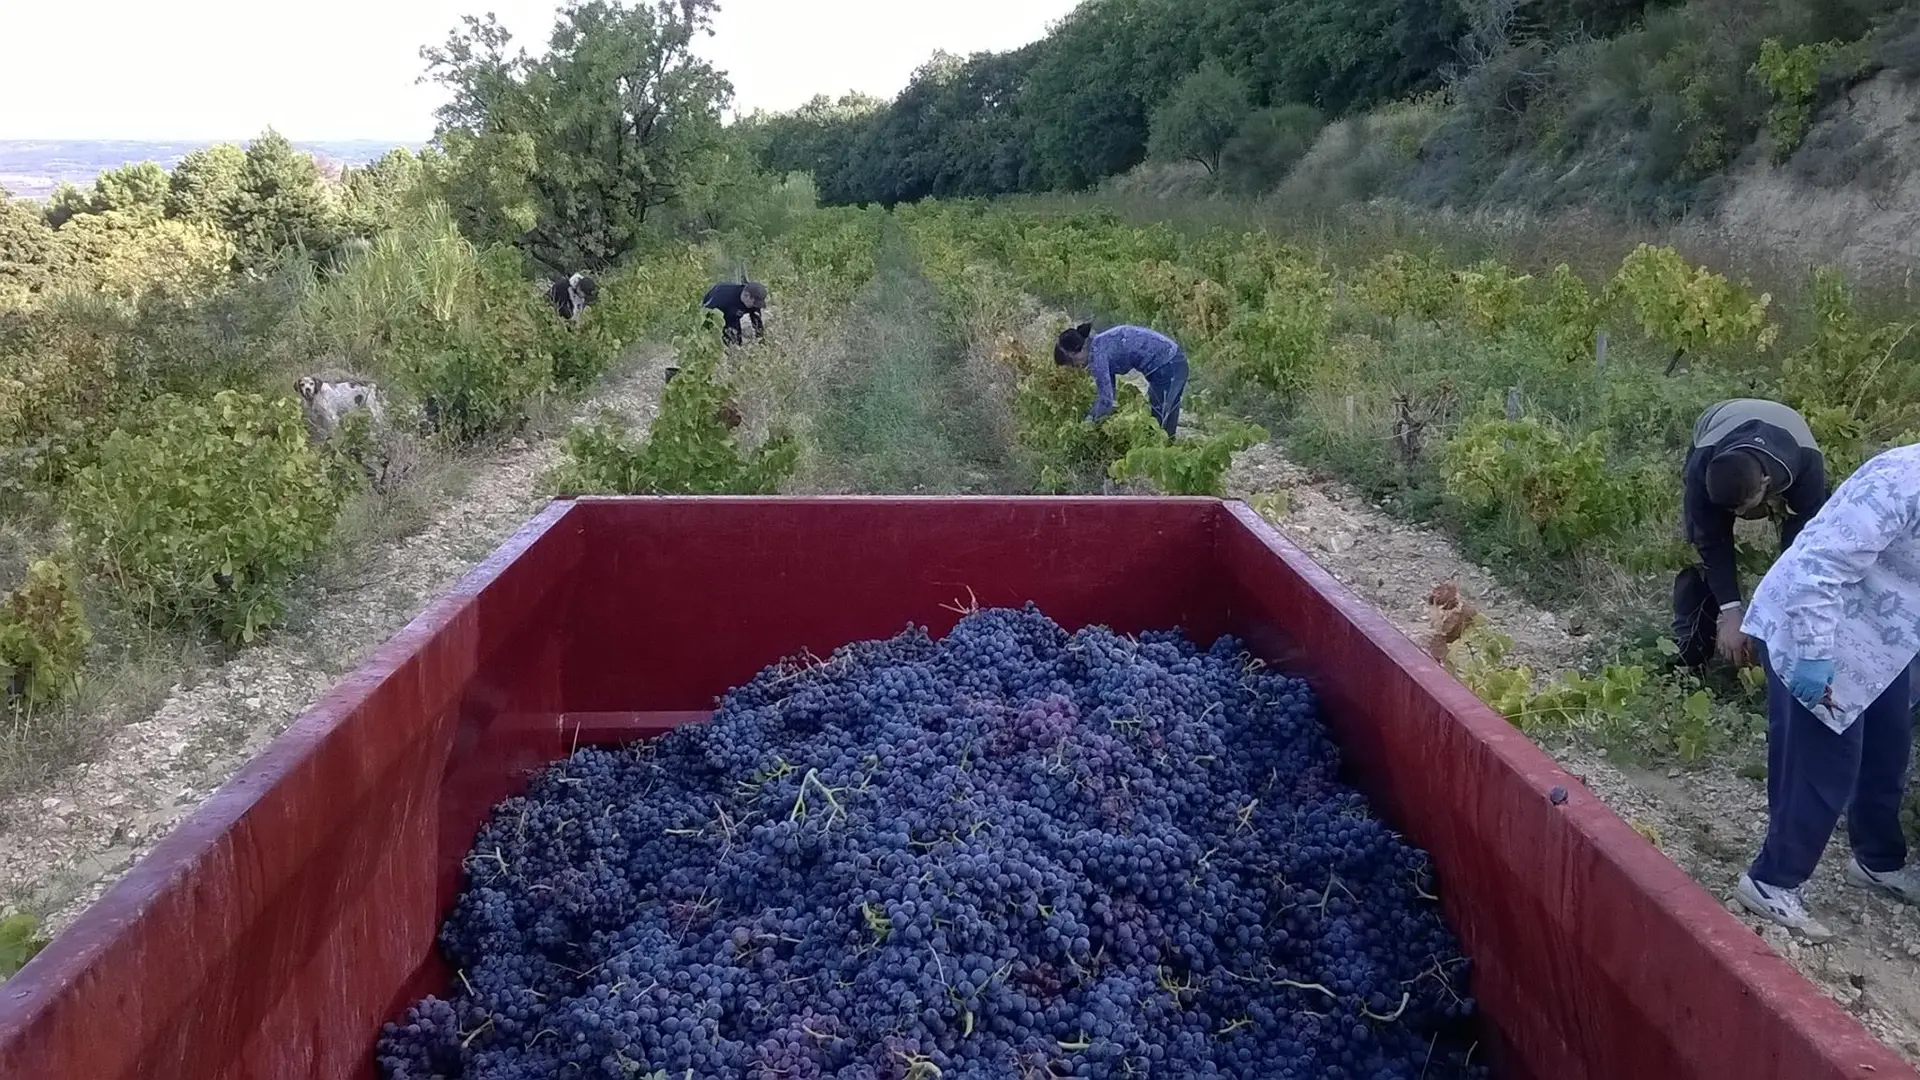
left=702, top=279, right=768, bottom=345
left=1673, top=398, right=1828, bottom=667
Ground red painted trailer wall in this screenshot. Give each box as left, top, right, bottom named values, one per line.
left=0, top=497, right=1907, bottom=1080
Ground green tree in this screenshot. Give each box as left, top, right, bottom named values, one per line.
left=752, top=0, right=1492, bottom=205
left=43, top=184, right=93, bottom=229
left=166, top=143, right=247, bottom=227
left=90, top=162, right=171, bottom=218
left=0, top=191, right=61, bottom=301
left=1220, top=103, right=1326, bottom=194
left=225, top=129, right=338, bottom=266
left=825, top=48, right=1041, bottom=206
left=338, top=148, right=422, bottom=234
left=1018, top=0, right=1173, bottom=191
left=57, top=214, right=234, bottom=307
left=1148, top=61, right=1250, bottom=176
left=745, top=93, right=885, bottom=183
left=418, top=130, right=540, bottom=251
left=421, top=0, right=733, bottom=270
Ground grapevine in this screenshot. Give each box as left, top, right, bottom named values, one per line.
left=1607, top=244, right=1776, bottom=369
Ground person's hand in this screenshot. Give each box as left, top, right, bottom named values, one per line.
left=1715, top=605, right=1751, bottom=664
left=1787, top=658, right=1835, bottom=711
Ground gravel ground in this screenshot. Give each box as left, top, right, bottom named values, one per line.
left=0, top=347, right=674, bottom=933
left=1226, top=442, right=1920, bottom=1062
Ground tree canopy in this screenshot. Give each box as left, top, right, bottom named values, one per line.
left=225, top=129, right=337, bottom=265
left=744, top=0, right=1663, bottom=205
left=419, top=0, right=735, bottom=271
left=1148, top=61, right=1251, bottom=176
left=167, top=144, right=248, bottom=227
left=0, top=130, right=400, bottom=305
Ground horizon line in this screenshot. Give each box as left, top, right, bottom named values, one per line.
left=0, top=136, right=432, bottom=145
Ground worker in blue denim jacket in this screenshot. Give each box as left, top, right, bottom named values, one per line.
left=1054, top=322, right=1189, bottom=438
left=1733, top=441, right=1920, bottom=940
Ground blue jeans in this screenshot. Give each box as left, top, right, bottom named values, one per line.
left=1146, top=355, right=1189, bottom=439
left=1748, top=642, right=1913, bottom=889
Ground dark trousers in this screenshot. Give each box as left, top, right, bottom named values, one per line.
left=717, top=309, right=763, bottom=345
left=1671, top=565, right=1717, bottom=669
left=1147, top=356, right=1189, bottom=439
left=1749, top=643, right=1913, bottom=889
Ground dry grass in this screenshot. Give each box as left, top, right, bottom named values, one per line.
left=0, top=620, right=206, bottom=815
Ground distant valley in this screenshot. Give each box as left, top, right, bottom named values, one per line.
left=0, top=139, right=423, bottom=198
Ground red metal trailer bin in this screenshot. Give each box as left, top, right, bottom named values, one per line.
left=0, top=496, right=1909, bottom=1080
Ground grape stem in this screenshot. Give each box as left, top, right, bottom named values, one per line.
left=1277, top=978, right=1339, bottom=1001
left=789, top=769, right=849, bottom=824
left=459, top=1017, right=494, bottom=1049
left=939, top=585, right=982, bottom=616
left=1361, top=991, right=1412, bottom=1023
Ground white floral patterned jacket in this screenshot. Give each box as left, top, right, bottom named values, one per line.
left=1743, top=442, right=1920, bottom=734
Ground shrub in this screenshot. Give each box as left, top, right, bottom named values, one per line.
left=71, top=391, right=341, bottom=643
left=1522, top=264, right=1603, bottom=364
left=1354, top=250, right=1456, bottom=325
left=297, top=203, right=554, bottom=443
left=1121, top=261, right=1232, bottom=342
left=1443, top=417, right=1644, bottom=554
left=0, top=301, right=147, bottom=505
left=1453, top=260, right=1533, bottom=337
left=1780, top=268, right=1918, bottom=414
left=546, top=248, right=712, bottom=390
left=1220, top=104, right=1327, bottom=195
left=0, top=558, right=90, bottom=709
left=1110, top=420, right=1266, bottom=496
left=1212, top=269, right=1334, bottom=400
left=53, top=213, right=235, bottom=308
left=1607, top=244, right=1776, bottom=364
left=1278, top=96, right=1446, bottom=209
left=1753, top=38, right=1845, bottom=159
left=551, top=350, right=798, bottom=496
left=1004, top=342, right=1167, bottom=494
left=0, top=911, right=48, bottom=979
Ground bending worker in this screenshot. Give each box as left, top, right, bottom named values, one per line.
left=1054, top=321, right=1189, bottom=439
left=1675, top=398, right=1827, bottom=667
left=1734, top=440, right=1920, bottom=939
left=702, top=278, right=768, bottom=346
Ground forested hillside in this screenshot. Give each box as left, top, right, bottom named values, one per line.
left=745, top=0, right=1920, bottom=227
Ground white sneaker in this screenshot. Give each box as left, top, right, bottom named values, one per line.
left=1736, top=873, right=1834, bottom=941
left=1845, top=858, right=1920, bottom=905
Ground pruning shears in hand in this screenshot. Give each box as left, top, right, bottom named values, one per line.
left=1815, top=685, right=1838, bottom=722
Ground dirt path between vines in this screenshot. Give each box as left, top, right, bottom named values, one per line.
left=0, top=347, right=675, bottom=934
left=1226, top=442, right=1920, bottom=1063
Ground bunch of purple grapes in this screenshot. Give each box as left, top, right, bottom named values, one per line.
left=378, top=604, right=1488, bottom=1080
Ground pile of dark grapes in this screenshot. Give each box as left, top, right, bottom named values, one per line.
left=379, top=605, right=1488, bottom=1080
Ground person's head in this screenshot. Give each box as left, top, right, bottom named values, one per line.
left=1705, top=448, right=1769, bottom=514
left=741, top=281, right=768, bottom=310
left=1054, top=322, right=1094, bottom=367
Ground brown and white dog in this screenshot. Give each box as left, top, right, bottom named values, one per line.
left=295, top=373, right=386, bottom=441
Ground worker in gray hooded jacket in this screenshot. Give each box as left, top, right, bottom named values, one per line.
left=1673, top=398, right=1829, bottom=668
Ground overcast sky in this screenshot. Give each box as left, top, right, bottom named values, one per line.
left=0, top=0, right=1081, bottom=141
